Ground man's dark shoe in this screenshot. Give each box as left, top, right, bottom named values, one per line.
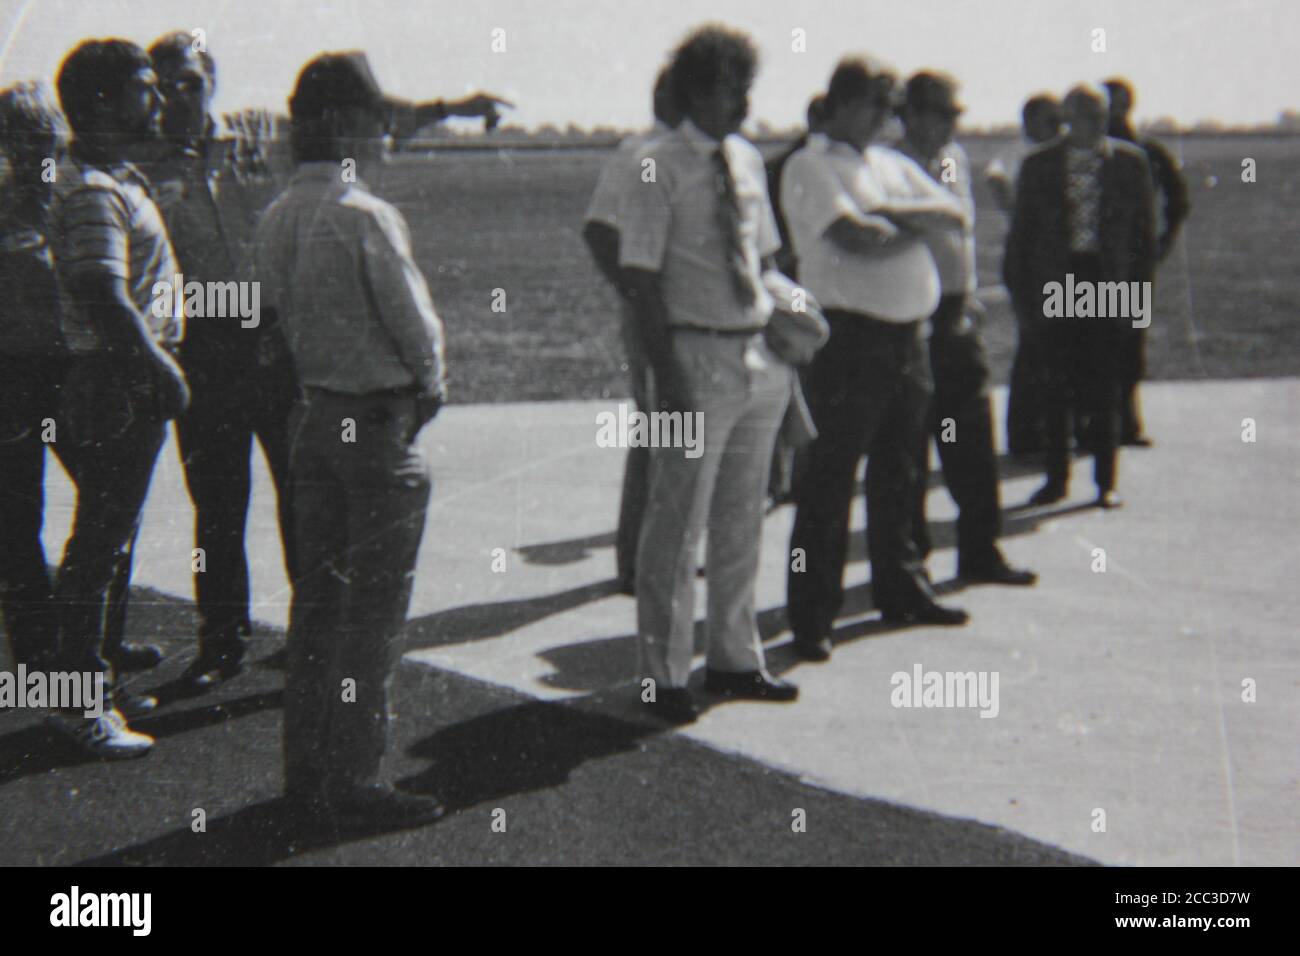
left=792, top=635, right=832, bottom=662
left=179, top=644, right=246, bottom=691
left=1097, top=490, right=1124, bottom=510
left=1028, top=482, right=1067, bottom=506
left=296, top=785, right=446, bottom=830
left=645, top=686, right=698, bottom=724
left=880, top=600, right=970, bottom=626
left=112, top=642, right=163, bottom=672
left=1122, top=434, right=1154, bottom=447
left=704, top=669, right=798, bottom=702
left=960, top=559, right=1037, bottom=586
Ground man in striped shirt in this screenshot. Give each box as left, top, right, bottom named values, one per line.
left=46, top=39, right=190, bottom=758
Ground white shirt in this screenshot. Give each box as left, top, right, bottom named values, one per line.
left=584, top=121, right=671, bottom=230
left=899, top=139, right=977, bottom=296
left=617, top=119, right=779, bottom=331
left=780, top=136, right=950, bottom=321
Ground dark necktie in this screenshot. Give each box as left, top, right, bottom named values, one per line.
left=712, top=146, right=756, bottom=308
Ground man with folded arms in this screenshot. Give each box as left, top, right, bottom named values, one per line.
left=254, top=52, right=447, bottom=827
left=46, top=40, right=190, bottom=757
left=618, top=25, right=797, bottom=723
left=897, top=72, right=1036, bottom=589
left=783, top=58, right=969, bottom=663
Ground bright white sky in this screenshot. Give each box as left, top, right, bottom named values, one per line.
left=1, top=0, right=1295, bottom=130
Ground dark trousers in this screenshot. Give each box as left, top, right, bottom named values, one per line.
left=1040, top=255, right=1123, bottom=494
left=0, top=355, right=65, bottom=669
left=54, top=355, right=167, bottom=677
left=283, top=389, right=430, bottom=799
left=1006, top=314, right=1048, bottom=454
left=788, top=311, right=935, bottom=641
left=615, top=305, right=649, bottom=584
left=913, top=295, right=1003, bottom=568
left=176, top=347, right=298, bottom=653
left=1118, top=325, right=1147, bottom=441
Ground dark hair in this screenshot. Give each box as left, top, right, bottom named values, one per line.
left=667, top=24, right=758, bottom=115
left=824, top=57, right=895, bottom=118
left=56, top=38, right=152, bottom=135
left=0, top=81, right=69, bottom=153
left=1102, top=77, right=1134, bottom=108
left=148, top=31, right=217, bottom=87
left=1022, top=93, right=1060, bottom=124
left=651, top=65, right=679, bottom=126
left=806, top=94, right=827, bottom=129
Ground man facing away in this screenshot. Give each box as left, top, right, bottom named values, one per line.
left=896, top=71, right=1036, bottom=589
left=1103, top=77, right=1190, bottom=448
left=254, top=51, right=447, bottom=827
left=582, top=66, right=680, bottom=596
left=46, top=39, right=191, bottom=757
left=618, top=25, right=799, bottom=723
left=783, top=57, right=970, bottom=664
left=1005, top=83, right=1156, bottom=510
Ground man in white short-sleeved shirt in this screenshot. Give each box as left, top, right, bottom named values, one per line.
left=782, top=58, right=970, bottom=661
left=616, top=26, right=797, bottom=722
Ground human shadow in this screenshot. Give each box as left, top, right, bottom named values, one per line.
left=403, top=578, right=619, bottom=652
left=515, top=531, right=616, bottom=567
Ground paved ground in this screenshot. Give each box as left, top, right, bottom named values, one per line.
left=2, top=379, right=1296, bottom=865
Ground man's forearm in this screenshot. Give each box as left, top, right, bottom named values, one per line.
left=622, top=268, right=675, bottom=398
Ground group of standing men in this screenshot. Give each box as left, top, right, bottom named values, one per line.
left=586, top=26, right=1185, bottom=722
left=0, top=34, right=501, bottom=828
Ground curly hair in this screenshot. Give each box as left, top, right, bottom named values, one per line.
left=667, top=24, right=758, bottom=115
left=0, top=81, right=69, bottom=154
left=56, top=38, right=152, bottom=135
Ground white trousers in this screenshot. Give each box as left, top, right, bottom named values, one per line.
left=636, top=329, right=792, bottom=689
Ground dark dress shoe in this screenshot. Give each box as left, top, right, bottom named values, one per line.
left=645, top=687, right=699, bottom=724
left=960, top=561, right=1037, bottom=586
left=179, top=644, right=246, bottom=690
left=316, top=785, right=446, bottom=830
left=792, top=635, right=832, bottom=662
left=1097, top=490, right=1124, bottom=509
left=1122, top=434, right=1154, bottom=447
left=704, top=669, right=798, bottom=702
left=880, top=600, right=970, bottom=626
left=1028, top=482, right=1067, bottom=506
left=112, top=642, right=163, bottom=672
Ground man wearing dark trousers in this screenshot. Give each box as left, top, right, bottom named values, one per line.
left=582, top=67, right=680, bottom=595
left=1104, top=77, right=1189, bottom=447
left=254, top=52, right=447, bottom=828
left=898, top=72, right=1035, bottom=587
left=0, top=82, right=68, bottom=674
left=1005, top=84, right=1155, bottom=510
left=46, top=40, right=191, bottom=757
left=139, top=32, right=299, bottom=689
left=783, top=58, right=969, bottom=663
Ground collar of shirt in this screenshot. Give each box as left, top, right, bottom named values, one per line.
left=290, top=160, right=371, bottom=192
left=69, top=153, right=157, bottom=199
left=678, top=118, right=729, bottom=158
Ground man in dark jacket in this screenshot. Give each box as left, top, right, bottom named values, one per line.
left=1004, top=83, right=1155, bottom=510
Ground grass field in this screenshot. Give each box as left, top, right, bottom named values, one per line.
left=361, top=135, right=1299, bottom=404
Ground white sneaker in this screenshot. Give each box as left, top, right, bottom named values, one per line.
left=47, top=707, right=154, bottom=760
